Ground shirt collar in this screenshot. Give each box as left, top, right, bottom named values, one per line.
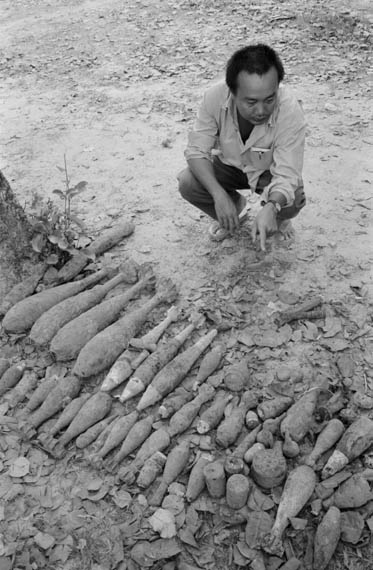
left=224, top=86, right=280, bottom=128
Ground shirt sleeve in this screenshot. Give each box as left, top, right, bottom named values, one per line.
left=184, top=89, right=219, bottom=161
left=263, top=98, right=306, bottom=206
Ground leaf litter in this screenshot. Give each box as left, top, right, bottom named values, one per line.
left=0, top=0, right=373, bottom=568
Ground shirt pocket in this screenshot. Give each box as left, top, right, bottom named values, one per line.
left=247, top=147, right=273, bottom=170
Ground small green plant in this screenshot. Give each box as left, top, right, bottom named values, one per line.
left=28, top=155, right=88, bottom=264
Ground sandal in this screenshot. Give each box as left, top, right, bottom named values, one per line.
left=208, top=222, right=230, bottom=242
left=208, top=197, right=251, bottom=242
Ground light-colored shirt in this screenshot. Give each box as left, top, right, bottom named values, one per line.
left=185, top=82, right=306, bottom=205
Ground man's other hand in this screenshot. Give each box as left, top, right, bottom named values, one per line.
left=251, top=203, right=278, bottom=251
left=214, top=193, right=240, bottom=233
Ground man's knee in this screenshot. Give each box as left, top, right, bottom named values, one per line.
left=294, top=186, right=306, bottom=211
left=177, top=167, right=195, bottom=200
left=289, top=186, right=306, bottom=218
left=279, top=186, right=306, bottom=220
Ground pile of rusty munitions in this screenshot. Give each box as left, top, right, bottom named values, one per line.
left=1, top=220, right=373, bottom=569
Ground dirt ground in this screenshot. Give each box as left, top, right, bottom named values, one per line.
left=0, top=0, right=373, bottom=569
left=1, top=0, right=372, bottom=299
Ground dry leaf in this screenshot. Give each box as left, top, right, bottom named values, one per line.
left=167, top=482, right=185, bottom=497
left=319, top=470, right=352, bottom=489
left=130, top=538, right=181, bottom=567
left=349, top=304, right=368, bottom=328
left=271, top=486, right=283, bottom=505
left=4, top=435, right=20, bottom=452
left=277, top=290, right=300, bottom=305
left=118, top=516, right=141, bottom=539
left=291, top=329, right=302, bottom=342
left=340, top=510, right=365, bottom=544
left=218, top=504, right=247, bottom=525
left=148, top=509, right=177, bottom=538
left=75, top=235, right=92, bottom=249
left=232, top=285, right=248, bottom=301
left=111, top=489, right=132, bottom=509
left=111, top=535, right=125, bottom=565
left=62, top=510, right=87, bottom=530
left=137, top=494, right=148, bottom=508
left=233, top=544, right=249, bottom=566
left=236, top=542, right=256, bottom=562
left=48, top=536, right=73, bottom=563
left=26, top=485, right=64, bottom=509
left=353, top=392, right=373, bottom=410
left=185, top=505, right=200, bottom=534
left=245, top=511, right=273, bottom=549
left=86, top=478, right=103, bottom=492
left=247, top=487, right=275, bottom=511
left=177, top=564, right=203, bottom=570
left=3, top=541, right=17, bottom=557
left=0, top=477, right=13, bottom=499
left=268, top=382, right=294, bottom=398
left=333, top=474, right=372, bottom=509
left=175, top=509, right=186, bottom=529
left=71, top=485, right=88, bottom=500
left=0, top=556, right=11, bottom=570
left=320, top=338, right=350, bottom=352
left=45, top=363, right=68, bottom=379
left=3, top=484, right=23, bottom=502
left=82, top=500, right=103, bottom=517
left=366, top=516, right=373, bottom=534
left=192, top=496, right=216, bottom=513
left=34, top=532, right=55, bottom=550
left=191, top=545, right=215, bottom=566
left=178, top=526, right=198, bottom=547
left=253, top=325, right=292, bottom=348
left=336, top=353, right=355, bottom=378
left=323, top=316, right=343, bottom=338
left=22, top=466, right=43, bottom=484
left=311, top=499, right=323, bottom=516
left=289, top=517, right=308, bottom=530
left=162, top=494, right=185, bottom=515
left=237, top=329, right=254, bottom=347
left=361, top=469, right=373, bottom=481
left=301, top=321, right=319, bottom=340
left=87, top=483, right=110, bottom=502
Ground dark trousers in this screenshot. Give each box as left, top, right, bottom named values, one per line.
left=178, top=157, right=306, bottom=221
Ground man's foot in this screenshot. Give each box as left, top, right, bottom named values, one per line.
left=277, top=219, right=295, bottom=240
left=208, top=195, right=251, bottom=242
left=208, top=221, right=230, bottom=242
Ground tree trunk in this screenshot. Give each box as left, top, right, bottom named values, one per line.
left=0, top=170, right=37, bottom=295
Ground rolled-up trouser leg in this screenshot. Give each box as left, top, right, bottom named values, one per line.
left=256, top=170, right=306, bottom=221
left=177, top=157, right=250, bottom=220
left=278, top=186, right=306, bottom=220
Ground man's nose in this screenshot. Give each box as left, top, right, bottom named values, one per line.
left=256, top=102, right=265, bottom=115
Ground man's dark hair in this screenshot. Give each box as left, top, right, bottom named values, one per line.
left=226, top=44, right=285, bottom=93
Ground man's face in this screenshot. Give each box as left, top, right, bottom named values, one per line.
left=232, top=66, right=279, bottom=125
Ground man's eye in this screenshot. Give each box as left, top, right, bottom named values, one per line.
left=266, top=97, right=274, bottom=103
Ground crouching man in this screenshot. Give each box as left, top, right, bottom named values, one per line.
left=178, top=43, right=306, bottom=252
